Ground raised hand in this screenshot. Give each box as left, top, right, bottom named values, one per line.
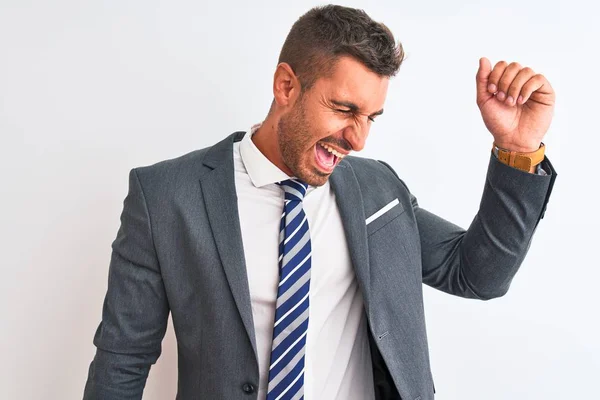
left=476, top=57, right=555, bottom=152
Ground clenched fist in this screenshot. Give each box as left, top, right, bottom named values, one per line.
left=476, top=57, right=555, bottom=152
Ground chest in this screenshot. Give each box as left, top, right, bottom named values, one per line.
left=236, top=181, right=354, bottom=307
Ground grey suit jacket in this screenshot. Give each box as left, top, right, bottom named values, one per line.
left=83, top=131, right=556, bottom=400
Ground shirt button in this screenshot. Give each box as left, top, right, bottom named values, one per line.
left=242, top=383, right=255, bottom=394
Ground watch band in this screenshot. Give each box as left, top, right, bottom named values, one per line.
left=492, top=142, right=545, bottom=173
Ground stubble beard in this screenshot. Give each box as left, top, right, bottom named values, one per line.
left=277, top=100, right=330, bottom=187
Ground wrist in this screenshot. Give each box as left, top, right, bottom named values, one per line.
left=492, top=142, right=545, bottom=173
left=493, top=141, right=541, bottom=153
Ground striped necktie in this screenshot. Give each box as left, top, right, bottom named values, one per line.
left=266, top=179, right=312, bottom=400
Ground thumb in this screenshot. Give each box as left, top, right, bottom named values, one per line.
left=476, top=57, right=493, bottom=103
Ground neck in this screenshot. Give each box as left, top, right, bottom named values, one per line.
left=251, top=116, right=294, bottom=176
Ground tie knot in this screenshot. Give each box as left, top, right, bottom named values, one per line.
left=278, top=179, right=308, bottom=202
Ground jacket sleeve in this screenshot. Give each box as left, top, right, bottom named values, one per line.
left=384, top=152, right=557, bottom=300
left=83, top=168, right=170, bottom=399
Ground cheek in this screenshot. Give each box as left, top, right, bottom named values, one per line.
left=301, top=106, right=348, bottom=144
left=321, top=120, right=352, bottom=142
left=312, top=113, right=347, bottom=138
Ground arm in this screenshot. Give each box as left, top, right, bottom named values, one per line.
left=405, top=57, right=557, bottom=299
left=83, top=169, right=169, bottom=399
left=382, top=153, right=556, bottom=300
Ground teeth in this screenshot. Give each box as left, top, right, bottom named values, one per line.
left=319, top=142, right=346, bottom=159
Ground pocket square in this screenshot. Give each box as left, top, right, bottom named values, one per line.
left=366, top=198, right=400, bottom=225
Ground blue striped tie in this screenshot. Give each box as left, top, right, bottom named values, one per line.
left=266, top=179, right=312, bottom=400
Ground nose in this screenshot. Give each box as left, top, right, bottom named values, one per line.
left=342, top=120, right=370, bottom=152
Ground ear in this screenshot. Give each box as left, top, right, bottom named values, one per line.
left=272, top=62, right=301, bottom=109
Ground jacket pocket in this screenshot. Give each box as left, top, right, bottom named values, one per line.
left=366, top=199, right=405, bottom=236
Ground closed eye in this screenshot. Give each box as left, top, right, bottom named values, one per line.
left=336, top=109, right=375, bottom=123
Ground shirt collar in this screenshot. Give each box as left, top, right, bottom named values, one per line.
left=240, top=122, right=292, bottom=188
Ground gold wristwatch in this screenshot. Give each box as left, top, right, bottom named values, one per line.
left=492, top=142, right=545, bottom=173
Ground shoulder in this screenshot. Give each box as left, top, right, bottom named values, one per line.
left=343, top=155, right=408, bottom=191
left=126, top=132, right=242, bottom=205
left=341, top=155, right=418, bottom=212
left=133, top=146, right=211, bottom=189
left=132, top=132, right=242, bottom=188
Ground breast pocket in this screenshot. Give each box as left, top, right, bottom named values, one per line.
left=366, top=198, right=406, bottom=236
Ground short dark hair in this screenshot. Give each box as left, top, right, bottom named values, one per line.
left=278, top=4, right=405, bottom=91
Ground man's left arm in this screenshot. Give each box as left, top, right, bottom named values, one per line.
left=414, top=57, right=557, bottom=299
left=401, top=151, right=556, bottom=300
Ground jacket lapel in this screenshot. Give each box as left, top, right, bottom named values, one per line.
left=197, top=137, right=372, bottom=361
left=329, top=159, right=372, bottom=313
left=198, top=132, right=257, bottom=359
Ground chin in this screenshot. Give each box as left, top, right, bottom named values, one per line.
left=295, top=166, right=331, bottom=187
left=284, top=152, right=332, bottom=187
left=306, top=175, right=330, bottom=187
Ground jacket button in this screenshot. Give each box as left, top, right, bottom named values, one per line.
left=242, top=383, right=255, bottom=394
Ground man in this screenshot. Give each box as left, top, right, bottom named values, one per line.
left=83, top=4, right=556, bottom=400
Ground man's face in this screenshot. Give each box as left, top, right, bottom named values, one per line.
left=277, top=56, right=389, bottom=186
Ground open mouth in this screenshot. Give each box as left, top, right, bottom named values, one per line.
left=314, top=142, right=347, bottom=173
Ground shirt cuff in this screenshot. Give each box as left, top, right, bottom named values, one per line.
left=536, top=163, right=548, bottom=176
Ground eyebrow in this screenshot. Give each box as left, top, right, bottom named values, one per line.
left=331, top=99, right=384, bottom=117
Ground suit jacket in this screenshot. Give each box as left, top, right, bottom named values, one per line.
left=83, top=131, right=556, bottom=400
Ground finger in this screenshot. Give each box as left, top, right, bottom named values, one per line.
left=520, top=74, right=551, bottom=104
left=487, top=60, right=508, bottom=94
left=506, top=67, right=535, bottom=105
left=496, top=62, right=522, bottom=103
left=476, top=57, right=493, bottom=103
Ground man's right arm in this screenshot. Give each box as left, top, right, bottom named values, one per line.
left=83, top=168, right=169, bottom=400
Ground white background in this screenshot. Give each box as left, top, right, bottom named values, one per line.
left=1, top=0, right=598, bottom=399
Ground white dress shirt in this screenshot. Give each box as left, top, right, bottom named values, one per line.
left=233, top=123, right=375, bottom=400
